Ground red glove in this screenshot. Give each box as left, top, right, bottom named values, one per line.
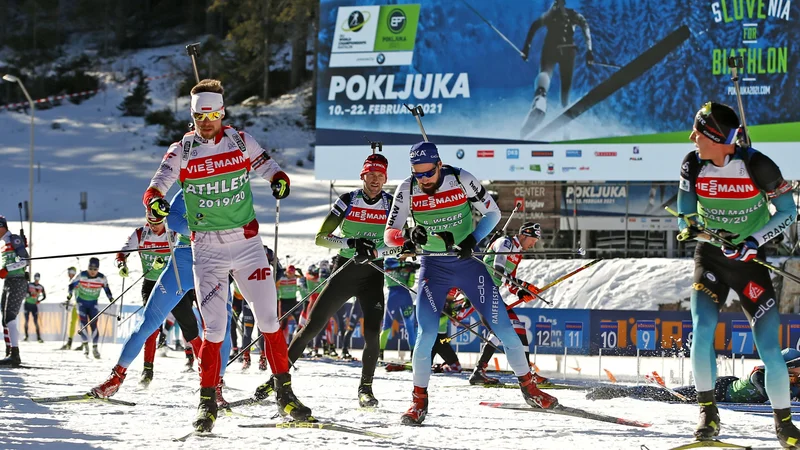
left=0, top=268, right=7, bottom=279
left=142, top=187, right=163, bottom=207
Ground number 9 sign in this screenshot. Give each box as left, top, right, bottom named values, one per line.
left=636, top=320, right=656, bottom=351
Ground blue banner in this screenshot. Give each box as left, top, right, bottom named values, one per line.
left=316, top=0, right=800, bottom=182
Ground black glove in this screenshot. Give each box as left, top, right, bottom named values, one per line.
left=405, top=225, right=428, bottom=246
left=148, top=198, right=170, bottom=220
left=401, top=239, right=417, bottom=255
left=348, top=238, right=377, bottom=264
left=434, top=231, right=455, bottom=250
left=587, top=50, right=594, bottom=64
left=455, top=234, right=477, bottom=260
left=271, top=171, right=290, bottom=200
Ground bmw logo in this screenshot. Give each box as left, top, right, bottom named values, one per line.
left=456, top=149, right=465, bottom=159
left=376, top=53, right=386, bottom=65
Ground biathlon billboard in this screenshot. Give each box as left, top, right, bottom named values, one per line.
left=315, top=0, right=798, bottom=181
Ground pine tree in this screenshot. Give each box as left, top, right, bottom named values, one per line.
left=118, top=69, right=152, bottom=117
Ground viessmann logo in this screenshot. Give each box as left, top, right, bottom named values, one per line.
left=594, top=151, right=617, bottom=157
left=477, top=150, right=494, bottom=158
left=696, top=178, right=757, bottom=199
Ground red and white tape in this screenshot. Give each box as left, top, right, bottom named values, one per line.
left=2, top=72, right=181, bottom=110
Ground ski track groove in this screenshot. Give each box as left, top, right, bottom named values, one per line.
left=0, top=343, right=788, bottom=449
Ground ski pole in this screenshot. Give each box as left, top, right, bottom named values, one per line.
left=273, top=199, right=280, bottom=274
left=666, top=207, right=800, bottom=285
left=589, top=61, right=622, bottom=69
left=186, top=43, right=201, bottom=84
left=368, top=261, right=501, bottom=351
left=410, top=248, right=585, bottom=257
left=118, top=304, right=145, bottom=326
left=78, top=270, right=151, bottom=334
left=471, top=255, right=552, bottom=305
left=24, top=245, right=191, bottom=261
left=226, top=258, right=356, bottom=367
left=443, top=258, right=603, bottom=343
left=163, top=227, right=183, bottom=296
left=117, top=277, right=125, bottom=321
left=460, top=0, right=525, bottom=57
left=485, top=204, right=521, bottom=249
left=726, top=55, right=750, bottom=148
left=403, top=103, right=429, bottom=141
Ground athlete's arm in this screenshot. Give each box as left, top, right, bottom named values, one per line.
left=522, top=15, right=545, bottom=57
left=115, top=229, right=139, bottom=267
left=5, top=235, right=29, bottom=272
left=39, top=286, right=46, bottom=301
left=384, top=178, right=412, bottom=247
left=103, top=275, right=113, bottom=300
left=677, top=151, right=699, bottom=232
left=314, top=193, right=350, bottom=249
left=460, top=169, right=501, bottom=243
left=748, top=153, right=796, bottom=246
left=68, top=275, right=80, bottom=295
left=143, top=142, right=181, bottom=206
left=572, top=11, right=593, bottom=52
left=166, top=190, right=190, bottom=236
left=492, top=238, right=511, bottom=275
left=244, top=132, right=286, bottom=183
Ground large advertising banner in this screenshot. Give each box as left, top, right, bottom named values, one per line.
left=315, top=0, right=799, bottom=182
left=559, top=182, right=680, bottom=230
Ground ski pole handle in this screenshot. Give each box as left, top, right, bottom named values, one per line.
left=186, top=43, right=201, bottom=84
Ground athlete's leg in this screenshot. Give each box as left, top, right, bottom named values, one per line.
left=412, top=259, right=450, bottom=388
left=229, top=237, right=286, bottom=376
left=457, top=261, right=527, bottom=377
left=287, top=260, right=357, bottom=364
left=558, top=48, right=576, bottom=107
left=356, top=265, right=385, bottom=382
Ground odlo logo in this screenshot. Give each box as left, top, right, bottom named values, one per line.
left=388, top=9, right=406, bottom=33
left=751, top=297, right=776, bottom=326
left=248, top=267, right=272, bottom=281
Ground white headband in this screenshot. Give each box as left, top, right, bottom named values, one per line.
left=191, top=92, right=224, bottom=113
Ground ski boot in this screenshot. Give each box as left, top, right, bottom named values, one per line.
left=274, top=372, right=313, bottom=421
left=694, top=390, right=720, bottom=440
left=23, top=335, right=28, bottom=342
left=358, top=382, right=379, bottom=408
left=216, top=378, right=229, bottom=410
left=533, top=372, right=549, bottom=384
left=441, top=362, right=461, bottom=373
left=0, top=347, right=21, bottom=367
left=258, top=355, right=268, bottom=371
left=83, top=343, right=90, bottom=357
left=37, top=337, right=43, bottom=344
left=775, top=408, right=800, bottom=449
left=92, top=345, right=101, bottom=359
left=91, top=365, right=126, bottom=398
left=184, top=354, right=195, bottom=372
left=519, top=372, right=558, bottom=409
left=4, top=346, right=9, bottom=357
left=140, top=363, right=154, bottom=388
left=157, top=332, right=167, bottom=349
left=378, top=349, right=384, bottom=361
left=254, top=375, right=275, bottom=401
left=242, top=352, right=251, bottom=370
left=400, top=386, right=428, bottom=426
left=59, top=338, right=73, bottom=350
left=341, top=348, right=352, bottom=360
left=75, top=342, right=87, bottom=352
left=469, top=363, right=500, bottom=385
left=192, top=387, right=217, bottom=432
left=229, top=347, right=239, bottom=362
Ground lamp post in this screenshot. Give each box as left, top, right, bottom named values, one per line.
left=3, top=74, right=34, bottom=273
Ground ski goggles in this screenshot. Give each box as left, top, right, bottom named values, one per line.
left=694, top=102, right=737, bottom=144
left=412, top=166, right=438, bottom=180
left=519, top=222, right=542, bottom=238
left=192, top=110, right=224, bottom=122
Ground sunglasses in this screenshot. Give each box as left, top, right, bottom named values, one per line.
left=192, top=110, right=223, bottom=122
left=88, top=267, right=99, bottom=271
left=412, top=166, right=438, bottom=180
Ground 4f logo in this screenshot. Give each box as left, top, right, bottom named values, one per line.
left=248, top=267, right=272, bottom=281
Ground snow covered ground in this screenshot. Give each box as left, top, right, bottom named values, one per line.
left=0, top=343, right=786, bottom=450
